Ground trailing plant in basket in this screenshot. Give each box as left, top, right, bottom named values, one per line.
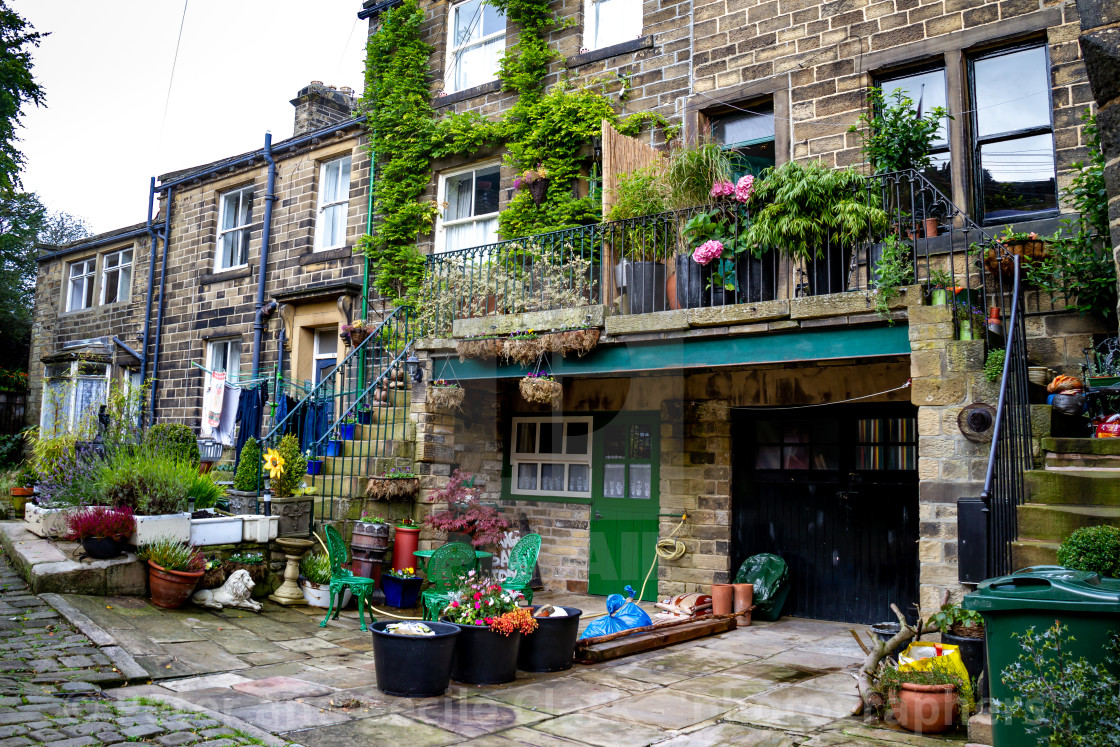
left=64, top=505, right=135, bottom=542
left=929, top=602, right=985, bottom=637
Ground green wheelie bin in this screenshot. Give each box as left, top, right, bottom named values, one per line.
left=962, top=566, right=1120, bottom=746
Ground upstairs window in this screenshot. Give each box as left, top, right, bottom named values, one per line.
left=584, top=0, right=642, bottom=52
left=101, top=248, right=133, bottom=304
left=969, top=44, right=1057, bottom=224
left=711, top=102, right=777, bottom=178
left=438, top=163, right=500, bottom=253
left=216, top=186, right=253, bottom=271
left=315, top=155, right=352, bottom=251
left=876, top=67, right=952, bottom=199
left=66, top=258, right=96, bottom=312
left=446, top=0, right=506, bottom=94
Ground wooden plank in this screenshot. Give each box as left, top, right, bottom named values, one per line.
left=575, top=617, right=737, bottom=664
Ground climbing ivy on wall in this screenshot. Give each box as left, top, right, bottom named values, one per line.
left=361, top=0, right=671, bottom=301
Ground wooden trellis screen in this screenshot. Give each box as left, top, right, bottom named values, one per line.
left=601, top=120, right=665, bottom=306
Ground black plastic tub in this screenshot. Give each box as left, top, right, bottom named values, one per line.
left=370, top=620, right=460, bottom=697
left=444, top=620, right=521, bottom=685
left=517, top=606, right=582, bottom=672
left=869, top=621, right=904, bottom=656
left=942, top=629, right=988, bottom=700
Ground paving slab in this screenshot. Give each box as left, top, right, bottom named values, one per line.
left=591, top=689, right=733, bottom=730
left=231, top=676, right=333, bottom=700
left=745, top=683, right=862, bottom=719
left=721, top=660, right=825, bottom=683
left=457, top=725, right=597, bottom=746
left=654, top=722, right=798, bottom=746
left=408, top=698, right=548, bottom=738
left=287, top=667, right=374, bottom=690
left=161, top=674, right=255, bottom=693
left=483, top=677, right=630, bottom=715
left=528, top=712, right=666, bottom=747
left=297, top=713, right=460, bottom=747
left=723, top=703, right=836, bottom=733
left=169, top=688, right=269, bottom=712
left=566, top=670, right=661, bottom=694
left=229, top=700, right=351, bottom=732
left=666, top=673, right=777, bottom=701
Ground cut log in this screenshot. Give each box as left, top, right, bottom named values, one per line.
left=575, top=616, right=737, bottom=663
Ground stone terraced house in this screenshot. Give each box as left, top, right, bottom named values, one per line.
left=26, top=0, right=1116, bottom=624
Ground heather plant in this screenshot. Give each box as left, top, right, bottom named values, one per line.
left=64, top=505, right=135, bottom=541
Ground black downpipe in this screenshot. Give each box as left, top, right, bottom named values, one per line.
left=252, top=133, right=277, bottom=380
left=149, top=185, right=174, bottom=425
left=139, top=177, right=159, bottom=424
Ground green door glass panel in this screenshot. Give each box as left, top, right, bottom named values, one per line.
left=589, top=417, right=660, bottom=601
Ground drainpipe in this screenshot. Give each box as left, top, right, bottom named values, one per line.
left=149, top=186, right=174, bottom=425
left=139, top=177, right=159, bottom=423
left=252, top=132, right=278, bottom=380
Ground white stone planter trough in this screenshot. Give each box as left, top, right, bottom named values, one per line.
left=129, top=513, right=191, bottom=546
left=300, top=580, right=351, bottom=609
left=24, top=503, right=74, bottom=538
left=190, top=516, right=244, bottom=546
left=241, top=515, right=279, bottom=543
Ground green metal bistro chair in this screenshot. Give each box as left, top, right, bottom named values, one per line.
left=321, top=524, right=376, bottom=632
left=501, top=533, right=541, bottom=605
left=420, top=542, right=477, bottom=621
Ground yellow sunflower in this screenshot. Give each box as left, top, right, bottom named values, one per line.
left=263, top=449, right=286, bottom=480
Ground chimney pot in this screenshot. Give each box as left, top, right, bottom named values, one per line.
left=291, top=81, right=354, bottom=137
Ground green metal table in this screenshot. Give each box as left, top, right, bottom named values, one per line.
left=412, top=548, right=492, bottom=575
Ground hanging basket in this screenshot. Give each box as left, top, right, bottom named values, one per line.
left=503, top=337, right=544, bottom=366
left=456, top=337, right=505, bottom=360
left=348, top=329, right=371, bottom=347
left=427, top=385, right=465, bottom=411
left=366, top=477, right=421, bottom=502
left=543, top=328, right=601, bottom=357
left=519, top=376, right=562, bottom=407
left=527, top=179, right=549, bottom=205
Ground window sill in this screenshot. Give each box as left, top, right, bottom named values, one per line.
left=434, top=80, right=502, bottom=108
left=201, top=265, right=252, bottom=285
left=566, top=36, right=654, bottom=68
left=504, top=494, right=593, bottom=505
left=300, top=247, right=355, bottom=265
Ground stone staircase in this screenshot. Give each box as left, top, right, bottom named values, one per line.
left=1011, top=437, right=1120, bottom=568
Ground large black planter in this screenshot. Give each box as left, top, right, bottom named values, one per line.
left=444, top=619, right=521, bottom=685
left=518, top=607, right=582, bottom=672
left=370, top=620, right=460, bottom=697
left=624, top=261, right=666, bottom=314
left=674, top=255, right=711, bottom=309
left=738, top=250, right=779, bottom=303
left=943, top=629, right=988, bottom=700
left=81, top=537, right=124, bottom=560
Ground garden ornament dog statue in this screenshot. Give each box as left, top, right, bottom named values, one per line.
left=191, top=569, right=262, bottom=612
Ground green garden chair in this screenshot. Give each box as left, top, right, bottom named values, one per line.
left=321, top=524, right=376, bottom=632
left=420, top=541, right=477, bottom=621
left=501, top=533, right=541, bottom=605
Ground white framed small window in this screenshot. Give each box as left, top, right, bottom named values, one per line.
left=216, top=187, right=253, bottom=271
left=511, top=416, right=593, bottom=498
left=446, top=0, right=506, bottom=94
left=315, top=155, right=352, bottom=251
left=313, top=327, right=339, bottom=383
left=437, top=162, right=501, bottom=254
left=100, top=248, right=133, bottom=305
left=206, top=338, right=242, bottom=392
left=66, top=258, right=97, bottom=312
left=583, top=0, right=642, bottom=52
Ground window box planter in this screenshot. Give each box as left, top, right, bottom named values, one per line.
left=370, top=620, right=460, bottom=697
left=226, top=489, right=259, bottom=515
left=365, top=477, right=420, bottom=502
left=24, top=503, right=74, bottom=538
left=442, top=618, right=522, bottom=685
left=270, top=494, right=314, bottom=536
left=241, top=514, right=279, bottom=543
left=518, top=606, right=582, bottom=672
left=381, top=575, right=423, bottom=608
left=129, top=513, right=192, bottom=546
left=324, top=440, right=343, bottom=457
left=306, top=459, right=324, bottom=476
left=338, top=423, right=357, bottom=441
left=190, top=516, right=244, bottom=546
left=299, top=579, right=352, bottom=608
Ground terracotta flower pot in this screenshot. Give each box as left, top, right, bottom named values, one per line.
left=711, top=583, right=733, bottom=616
left=732, top=583, right=753, bottom=625
left=147, top=560, right=204, bottom=609
left=891, top=682, right=958, bottom=734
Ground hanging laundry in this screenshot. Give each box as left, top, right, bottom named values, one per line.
left=201, top=371, right=227, bottom=441
left=215, top=383, right=241, bottom=448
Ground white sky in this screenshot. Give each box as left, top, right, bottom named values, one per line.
left=14, top=1, right=368, bottom=234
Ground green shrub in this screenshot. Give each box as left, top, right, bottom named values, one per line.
left=233, top=440, right=262, bottom=493
left=271, top=434, right=306, bottom=498
left=984, top=349, right=1006, bottom=383
left=96, top=447, right=217, bottom=515
left=145, top=423, right=200, bottom=467
left=1057, top=525, right=1120, bottom=578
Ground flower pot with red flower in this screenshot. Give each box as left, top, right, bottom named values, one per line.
left=441, top=576, right=537, bottom=685
left=382, top=567, right=423, bottom=608
left=65, top=505, right=135, bottom=560
left=138, top=536, right=205, bottom=609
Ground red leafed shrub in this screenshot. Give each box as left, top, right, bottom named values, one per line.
left=65, top=506, right=136, bottom=542
left=425, top=470, right=511, bottom=547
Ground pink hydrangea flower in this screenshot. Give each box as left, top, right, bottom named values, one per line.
left=734, top=175, right=754, bottom=203
left=692, top=239, right=724, bottom=266
left=709, top=180, right=734, bottom=198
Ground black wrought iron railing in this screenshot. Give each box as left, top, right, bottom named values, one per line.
left=257, top=306, right=414, bottom=525
left=981, top=255, right=1033, bottom=577
left=419, top=169, right=1042, bottom=339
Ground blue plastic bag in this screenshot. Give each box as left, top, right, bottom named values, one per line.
left=578, top=592, right=652, bottom=640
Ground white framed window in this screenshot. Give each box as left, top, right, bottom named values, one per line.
left=437, top=162, right=501, bottom=254
left=315, top=155, right=352, bottom=251
left=511, top=417, right=593, bottom=498
left=40, top=361, right=110, bottom=438
left=583, top=0, right=642, bottom=52
left=66, top=258, right=96, bottom=312
left=313, top=327, right=339, bottom=383
left=446, top=0, right=506, bottom=94
left=216, top=187, right=253, bottom=271
left=100, top=248, right=133, bottom=304
left=206, top=338, right=242, bottom=392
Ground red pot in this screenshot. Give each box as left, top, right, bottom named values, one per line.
left=891, top=682, right=958, bottom=734
left=392, top=526, right=421, bottom=571
left=711, top=583, right=733, bottom=616
left=732, top=583, right=753, bottom=625
left=10, top=487, right=33, bottom=496
left=147, top=560, right=204, bottom=609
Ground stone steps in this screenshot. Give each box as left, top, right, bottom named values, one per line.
left=1022, top=469, right=1120, bottom=505
left=1010, top=538, right=1062, bottom=569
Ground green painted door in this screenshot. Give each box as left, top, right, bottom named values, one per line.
left=589, top=415, right=660, bottom=601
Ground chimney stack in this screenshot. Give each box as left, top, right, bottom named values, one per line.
left=291, top=81, right=355, bottom=136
